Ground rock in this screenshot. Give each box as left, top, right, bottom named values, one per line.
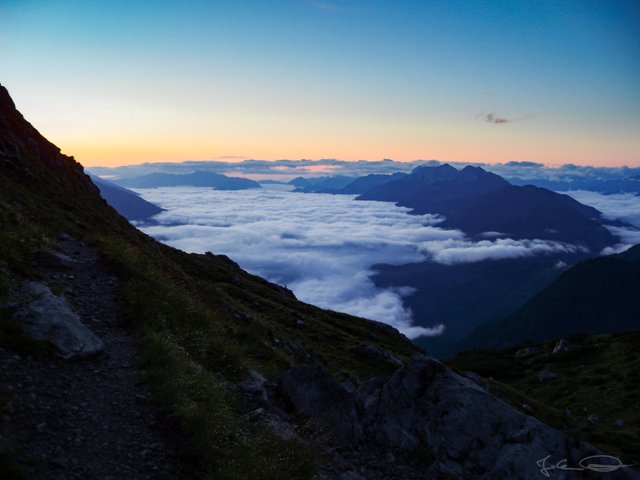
left=515, top=346, right=542, bottom=357
left=462, top=370, right=487, bottom=390
left=553, top=338, right=568, bottom=353
left=240, top=370, right=269, bottom=406
left=262, top=413, right=296, bottom=441
left=24, top=282, right=50, bottom=298
left=340, top=472, right=365, bottom=480
left=13, top=282, right=104, bottom=359
left=352, top=343, right=403, bottom=367
left=283, top=340, right=311, bottom=362
left=36, top=251, right=76, bottom=269
left=57, top=232, right=74, bottom=242
left=240, top=370, right=267, bottom=393
left=278, top=365, right=360, bottom=440
left=277, top=356, right=627, bottom=479
left=537, top=369, right=560, bottom=382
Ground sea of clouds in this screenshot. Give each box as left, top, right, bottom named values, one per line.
left=132, top=187, right=600, bottom=339
left=561, top=190, right=640, bottom=254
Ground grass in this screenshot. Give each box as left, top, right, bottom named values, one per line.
left=448, top=331, right=640, bottom=461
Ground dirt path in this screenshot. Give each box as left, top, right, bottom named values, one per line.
left=0, top=236, right=187, bottom=479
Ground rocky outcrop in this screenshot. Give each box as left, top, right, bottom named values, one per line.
left=13, top=282, right=104, bottom=359
left=274, top=355, right=638, bottom=479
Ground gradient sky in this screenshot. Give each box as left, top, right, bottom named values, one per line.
left=1, top=0, right=639, bottom=167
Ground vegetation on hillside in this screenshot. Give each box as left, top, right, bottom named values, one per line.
left=448, top=331, right=640, bottom=461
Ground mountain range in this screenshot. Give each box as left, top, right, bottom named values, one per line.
left=114, top=170, right=261, bottom=189
left=2, top=84, right=638, bottom=478
left=357, top=164, right=617, bottom=250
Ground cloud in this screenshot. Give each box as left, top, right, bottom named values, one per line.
left=418, top=238, right=587, bottom=265
left=484, top=113, right=511, bottom=124
left=88, top=158, right=640, bottom=186
left=480, top=113, right=533, bottom=125
left=561, top=190, right=640, bottom=227
left=133, top=187, right=593, bottom=337
left=561, top=190, right=640, bottom=255
left=135, top=187, right=452, bottom=339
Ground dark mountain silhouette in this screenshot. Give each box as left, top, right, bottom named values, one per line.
left=115, top=170, right=261, bottom=189
left=90, top=176, right=164, bottom=222
left=290, top=175, right=357, bottom=193
left=338, top=172, right=407, bottom=194
left=374, top=254, right=571, bottom=358
left=288, top=176, right=312, bottom=187
left=359, top=164, right=617, bottom=252
left=458, top=244, right=640, bottom=351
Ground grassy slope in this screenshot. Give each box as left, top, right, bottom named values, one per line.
left=447, top=331, right=640, bottom=461
left=460, top=246, right=640, bottom=351
left=0, top=86, right=419, bottom=479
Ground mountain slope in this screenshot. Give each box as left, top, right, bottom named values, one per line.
left=292, top=175, right=357, bottom=193
left=338, top=172, right=407, bottom=194
left=91, top=175, right=164, bottom=222
left=460, top=244, right=640, bottom=350
left=448, top=330, right=640, bottom=461
left=359, top=164, right=616, bottom=251
left=116, top=170, right=261, bottom=189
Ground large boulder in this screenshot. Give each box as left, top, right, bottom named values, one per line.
left=13, top=282, right=104, bottom=359
left=278, top=365, right=361, bottom=440
left=277, top=355, right=639, bottom=479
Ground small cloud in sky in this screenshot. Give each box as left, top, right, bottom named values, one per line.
left=478, top=112, right=533, bottom=125
left=484, top=113, right=511, bottom=124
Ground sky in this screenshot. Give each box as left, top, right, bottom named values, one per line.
left=1, top=0, right=639, bottom=167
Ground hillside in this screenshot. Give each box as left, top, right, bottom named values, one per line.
left=459, top=244, right=640, bottom=350
left=359, top=164, right=616, bottom=251
left=448, top=331, right=640, bottom=462
left=1, top=85, right=637, bottom=479
left=338, top=173, right=407, bottom=194
left=91, top=176, right=164, bottom=222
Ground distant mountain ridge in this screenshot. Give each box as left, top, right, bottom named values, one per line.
left=338, top=172, right=407, bottom=194
left=90, top=176, right=164, bottom=222
left=358, top=164, right=617, bottom=252
left=115, top=170, right=261, bottom=190
left=289, top=175, right=357, bottom=193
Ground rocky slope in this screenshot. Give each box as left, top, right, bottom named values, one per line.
left=1, top=84, right=638, bottom=479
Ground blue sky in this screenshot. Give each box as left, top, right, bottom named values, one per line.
left=1, top=0, right=638, bottom=166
